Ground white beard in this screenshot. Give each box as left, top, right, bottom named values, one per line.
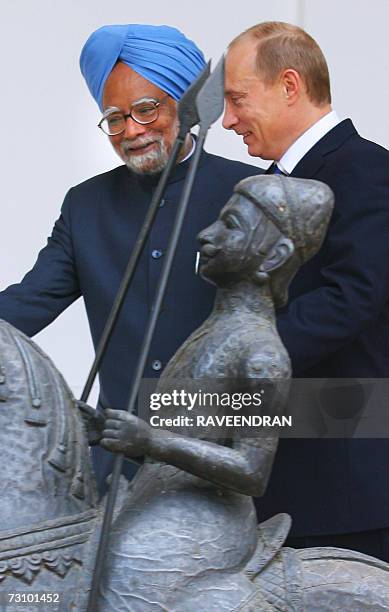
left=120, top=136, right=170, bottom=175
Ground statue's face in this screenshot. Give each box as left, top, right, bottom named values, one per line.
left=198, top=193, right=273, bottom=285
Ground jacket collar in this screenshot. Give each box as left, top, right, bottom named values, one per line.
left=290, top=119, right=357, bottom=178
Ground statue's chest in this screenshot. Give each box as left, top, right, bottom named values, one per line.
left=162, top=322, right=245, bottom=380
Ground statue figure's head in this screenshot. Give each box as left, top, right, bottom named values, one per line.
left=198, top=175, right=334, bottom=307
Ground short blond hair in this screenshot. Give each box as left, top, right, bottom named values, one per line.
left=231, top=21, right=331, bottom=105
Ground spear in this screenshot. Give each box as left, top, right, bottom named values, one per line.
left=86, top=56, right=225, bottom=611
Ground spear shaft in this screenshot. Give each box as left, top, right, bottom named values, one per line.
left=86, top=130, right=208, bottom=611
left=86, top=64, right=213, bottom=611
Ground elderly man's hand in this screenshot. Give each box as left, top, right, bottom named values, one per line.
left=100, top=409, right=152, bottom=458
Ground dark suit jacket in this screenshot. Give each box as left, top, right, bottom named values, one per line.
left=0, top=150, right=261, bottom=489
left=259, top=119, right=389, bottom=535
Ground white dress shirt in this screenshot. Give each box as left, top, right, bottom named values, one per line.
left=276, top=110, right=342, bottom=175
left=180, top=134, right=196, bottom=163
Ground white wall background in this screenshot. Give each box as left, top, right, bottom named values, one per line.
left=1, top=0, right=388, bottom=400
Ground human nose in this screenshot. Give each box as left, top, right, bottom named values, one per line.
left=222, top=101, right=238, bottom=131
left=123, top=116, right=148, bottom=140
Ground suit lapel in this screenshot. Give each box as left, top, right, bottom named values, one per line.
left=290, top=150, right=325, bottom=178
left=290, top=119, right=357, bottom=179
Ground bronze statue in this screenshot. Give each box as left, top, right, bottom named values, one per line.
left=97, top=175, right=389, bottom=610
left=1, top=175, right=389, bottom=610
left=0, top=320, right=99, bottom=610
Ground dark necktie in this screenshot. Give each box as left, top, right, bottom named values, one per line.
left=266, top=162, right=287, bottom=176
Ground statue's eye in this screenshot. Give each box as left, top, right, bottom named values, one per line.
left=224, top=216, right=239, bottom=229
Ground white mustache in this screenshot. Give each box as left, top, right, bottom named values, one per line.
left=121, top=136, right=162, bottom=153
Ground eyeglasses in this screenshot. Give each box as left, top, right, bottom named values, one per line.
left=98, top=95, right=169, bottom=136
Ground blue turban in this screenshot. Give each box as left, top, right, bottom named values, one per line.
left=80, top=24, right=206, bottom=111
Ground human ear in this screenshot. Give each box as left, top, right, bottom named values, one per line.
left=282, top=69, right=300, bottom=102
left=259, top=237, right=295, bottom=273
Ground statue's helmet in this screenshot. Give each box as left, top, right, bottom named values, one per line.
left=233, top=175, right=334, bottom=306
left=234, top=175, right=334, bottom=265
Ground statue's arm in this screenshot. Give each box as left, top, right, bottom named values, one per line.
left=153, top=430, right=279, bottom=497
left=144, top=360, right=287, bottom=497
left=101, top=407, right=276, bottom=496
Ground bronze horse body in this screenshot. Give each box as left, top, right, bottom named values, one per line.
left=0, top=176, right=389, bottom=610
left=0, top=319, right=99, bottom=611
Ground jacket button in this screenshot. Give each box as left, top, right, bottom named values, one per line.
left=152, top=249, right=163, bottom=259
left=152, top=360, right=162, bottom=371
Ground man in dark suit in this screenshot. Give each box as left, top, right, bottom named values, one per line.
left=223, top=21, right=389, bottom=561
left=0, top=24, right=260, bottom=492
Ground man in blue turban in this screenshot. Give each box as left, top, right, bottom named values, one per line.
left=80, top=24, right=206, bottom=175
left=0, top=24, right=260, bottom=492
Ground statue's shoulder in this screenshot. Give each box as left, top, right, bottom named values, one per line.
left=240, top=327, right=291, bottom=380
